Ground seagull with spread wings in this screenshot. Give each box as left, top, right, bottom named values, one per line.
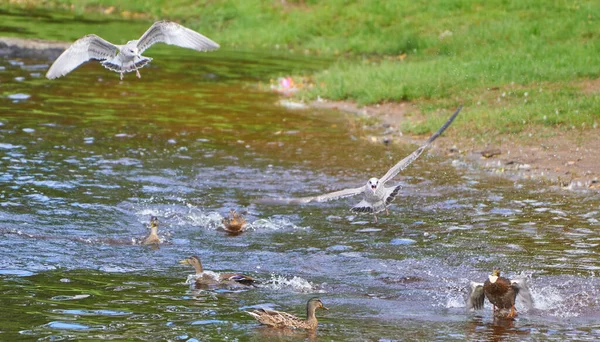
left=258, top=105, right=462, bottom=222
left=46, top=21, right=219, bottom=80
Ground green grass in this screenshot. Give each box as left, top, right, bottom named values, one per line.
left=4, top=0, right=600, bottom=136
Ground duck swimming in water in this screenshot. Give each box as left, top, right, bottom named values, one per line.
left=467, top=269, right=534, bottom=319
left=179, top=255, right=257, bottom=287
left=141, top=216, right=161, bottom=245
left=222, top=209, right=247, bottom=234
left=247, top=297, right=328, bottom=330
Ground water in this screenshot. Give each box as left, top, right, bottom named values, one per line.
left=1, top=9, right=600, bottom=341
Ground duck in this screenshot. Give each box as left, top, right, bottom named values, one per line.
left=247, top=297, right=328, bottom=330
left=467, top=269, right=534, bottom=319
left=222, top=209, right=247, bottom=234
left=178, top=255, right=257, bottom=287
left=141, top=216, right=161, bottom=245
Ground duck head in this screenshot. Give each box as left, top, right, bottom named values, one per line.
left=308, top=297, right=329, bottom=312
left=179, top=255, right=204, bottom=274
left=148, top=216, right=159, bottom=233
left=489, top=269, right=501, bottom=283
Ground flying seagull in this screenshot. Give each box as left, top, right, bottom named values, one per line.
left=257, top=105, right=462, bottom=222
left=46, top=21, right=219, bottom=80
left=466, top=269, right=534, bottom=319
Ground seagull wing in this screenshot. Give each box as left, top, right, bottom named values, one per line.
left=379, top=105, right=462, bottom=185
left=350, top=199, right=374, bottom=213
left=46, top=34, right=118, bottom=79
left=256, top=186, right=364, bottom=205
left=511, top=278, right=534, bottom=310
left=384, top=184, right=402, bottom=205
left=136, top=21, right=220, bottom=54
left=466, top=281, right=485, bottom=310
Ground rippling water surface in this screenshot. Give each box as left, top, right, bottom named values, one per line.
left=1, top=10, right=600, bottom=341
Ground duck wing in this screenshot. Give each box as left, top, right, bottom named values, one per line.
left=221, top=273, right=256, bottom=286
left=511, top=278, right=534, bottom=310
left=466, top=281, right=485, bottom=310
left=248, top=308, right=300, bottom=328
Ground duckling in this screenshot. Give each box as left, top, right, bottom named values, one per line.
left=467, top=269, right=534, bottom=319
left=179, top=255, right=257, bottom=287
left=248, top=298, right=328, bottom=330
left=222, top=209, right=247, bottom=234
left=141, top=216, right=161, bottom=245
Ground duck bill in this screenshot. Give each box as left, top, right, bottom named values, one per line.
left=321, top=306, right=329, bottom=311
left=178, top=259, right=190, bottom=265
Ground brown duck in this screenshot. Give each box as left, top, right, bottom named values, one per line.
left=141, top=216, right=161, bottom=245
left=467, top=269, right=534, bottom=319
left=247, top=298, right=328, bottom=330
left=179, top=255, right=256, bottom=287
left=222, top=209, right=247, bottom=234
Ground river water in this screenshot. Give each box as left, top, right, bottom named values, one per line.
left=1, top=9, right=600, bottom=341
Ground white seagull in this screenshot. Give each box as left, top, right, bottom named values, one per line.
left=258, top=105, right=462, bottom=222
left=46, top=21, right=220, bottom=80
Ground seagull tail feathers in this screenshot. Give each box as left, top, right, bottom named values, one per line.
left=102, top=56, right=152, bottom=74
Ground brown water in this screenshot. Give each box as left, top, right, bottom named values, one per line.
left=1, top=9, right=600, bottom=341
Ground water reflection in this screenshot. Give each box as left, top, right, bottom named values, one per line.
left=1, top=9, right=600, bottom=341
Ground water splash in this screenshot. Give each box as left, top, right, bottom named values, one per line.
left=261, top=274, right=320, bottom=293
left=185, top=271, right=220, bottom=285
left=187, top=210, right=224, bottom=230
left=249, top=218, right=308, bottom=231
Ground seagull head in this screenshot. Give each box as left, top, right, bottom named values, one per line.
left=123, top=42, right=140, bottom=57
left=367, top=178, right=379, bottom=192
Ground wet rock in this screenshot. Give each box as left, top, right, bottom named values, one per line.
left=7, top=93, right=30, bottom=101
left=355, top=227, right=382, bottom=232
left=326, top=245, right=352, bottom=252
left=518, top=164, right=531, bottom=170
left=0, top=37, right=69, bottom=60
left=481, top=148, right=501, bottom=158
left=390, top=238, right=416, bottom=245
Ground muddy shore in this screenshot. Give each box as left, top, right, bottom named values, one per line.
left=310, top=100, right=600, bottom=190
left=4, top=36, right=598, bottom=190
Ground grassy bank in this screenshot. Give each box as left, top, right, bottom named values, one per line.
left=4, top=0, right=600, bottom=137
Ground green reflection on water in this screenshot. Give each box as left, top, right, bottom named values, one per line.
left=1, top=8, right=600, bottom=342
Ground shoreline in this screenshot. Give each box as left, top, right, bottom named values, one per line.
left=4, top=35, right=598, bottom=190
left=0, top=37, right=69, bottom=60
left=309, top=99, right=600, bottom=191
